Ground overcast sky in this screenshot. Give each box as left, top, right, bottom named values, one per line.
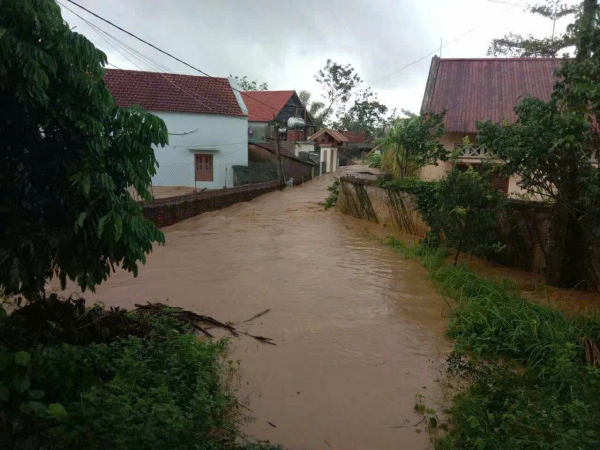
left=59, top=0, right=580, bottom=118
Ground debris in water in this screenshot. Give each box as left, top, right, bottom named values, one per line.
left=267, top=421, right=277, bottom=428
left=243, top=308, right=271, bottom=323
left=134, top=302, right=275, bottom=345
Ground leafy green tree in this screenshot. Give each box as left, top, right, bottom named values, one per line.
left=488, top=0, right=579, bottom=57
left=0, top=0, right=168, bottom=298
left=335, top=89, right=388, bottom=136
left=478, top=0, right=600, bottom=287
left=232, top=75, right=269, bottom=91
left=382, top=111, right=447, bottom=178
left=314, top=59, right=362, bottom=125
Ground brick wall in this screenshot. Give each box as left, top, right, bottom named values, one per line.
left=142, top=181, right=281, bottom=228
left=287, top=129, right=305, bottom=141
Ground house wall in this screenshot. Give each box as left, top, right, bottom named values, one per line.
left=249, top=121, right=269, bottom=143
left=419, top=131, right=527, bottom=196
left=150, top=110, right=248, bottom=189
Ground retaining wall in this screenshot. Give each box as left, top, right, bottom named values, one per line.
left=142, top=181, right=281, bottom=228
left=338, top=173, right=600, bottom=290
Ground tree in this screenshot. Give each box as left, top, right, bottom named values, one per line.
left=382, top=111, right=447, bottom=178
left=478, top=0, right=600, bottom=287
left=0, top=0, right=169, bottom=298
left=232, top=75, right=268, bottom=91
left=423, top=160, right=505, bottom=265
left=335, top=89, right=388, bottom=136
left=488, top=0, right=579, bottom=57
left=314, top=59, right=362, bottom=125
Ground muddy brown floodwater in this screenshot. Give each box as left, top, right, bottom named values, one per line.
left=65, top=166, right=450, bottom=449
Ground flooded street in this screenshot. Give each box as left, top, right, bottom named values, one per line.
left=78, top=167, right=450, bottom=449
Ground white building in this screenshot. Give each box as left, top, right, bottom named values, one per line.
left=104, top=69, right=248, bottom=189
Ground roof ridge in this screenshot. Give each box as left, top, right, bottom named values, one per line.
left=104, top=68, right=229, bottom=81
left=439, top=57, right=570, bottom=62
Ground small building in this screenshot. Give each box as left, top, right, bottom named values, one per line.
left=419, top=57, right=563, bottom=194
left=104, top=69, right=248, bottom=189
left=309, top=128, right=349, bottom=174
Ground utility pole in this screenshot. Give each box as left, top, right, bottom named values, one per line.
left=273, top=120, right=284, bottom=185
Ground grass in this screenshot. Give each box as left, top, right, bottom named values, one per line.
left=385, top=238, right=600, bottom=449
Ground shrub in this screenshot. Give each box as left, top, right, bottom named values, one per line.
left=0, top=296, right=245, bottom=450
left=320, top=178, right=340, bottom=209
left=386, top=240, right=600, bottom=449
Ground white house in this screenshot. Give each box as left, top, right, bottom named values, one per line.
left=104, top=69, right=248, bottom=189
left=308, top=128, right=348, bottom=174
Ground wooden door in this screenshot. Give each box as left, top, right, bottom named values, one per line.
left=195, top=154, right=213, bottom=182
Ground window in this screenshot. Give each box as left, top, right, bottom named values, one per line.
left=194, top=154, right=213, bottom=182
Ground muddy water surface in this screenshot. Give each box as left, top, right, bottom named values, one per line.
left=77, top=167, right=450, bottom=449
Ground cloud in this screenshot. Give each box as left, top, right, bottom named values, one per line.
left=60, top=0, right=580, bottom=115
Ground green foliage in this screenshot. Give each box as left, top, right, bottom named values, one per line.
left=0, top=296, right=247, bottom=450
left=368, top=153, right=382, bottom=168
left=314, top=59, right=362, bottom=125
left=382, top=158, right=505, bottom=263
left=379, top=111, right=447, bottom=178
left=488, top=0, right=579, bottom=57
left=0, top=0, right=168, bottom=298
left=335, top=89, right=388, bottom=136
left=320, top=178, right=340, bottom=209
left=232, top=75, right=269, bottom=91
left=386, top=240, right=600, bottom=449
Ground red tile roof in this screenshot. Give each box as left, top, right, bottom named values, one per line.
left=308, top=128, right=349, bottom=143
left=421, top=57, right=565, bottom=133
left=241, top=90, right=295, bottom=122
left=341, top=130, right=372, bottom=143
left=104, top=69, right=245, bottom=117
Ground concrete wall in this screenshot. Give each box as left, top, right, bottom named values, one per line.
left=295, top=141, right=315, bottom=157
left=142, top=181, right=280, bottom=228
left=321, top=147, right=338, bottom=173
left=249, top=145, right=314, bottom=185
left=249, top=121, right=269, bottom=143
left=338, top=174, right=600, bottom=290
left=419, top=131, right=528, bottom=196
left=337, top=175, right=429, bottom=236
left=151, top=111, right=248, bottom=189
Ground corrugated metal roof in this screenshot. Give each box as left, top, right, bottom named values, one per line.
left=242, top=90, right=295, bottom=122
left=422, top=58, right=565, bottom=133
left=104, top=69, right=245, bottom=117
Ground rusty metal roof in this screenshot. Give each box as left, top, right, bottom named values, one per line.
left=421, top=57, right=565, bottom=133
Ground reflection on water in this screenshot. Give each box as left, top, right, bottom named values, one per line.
left=75, top=167, right=450, bottom=450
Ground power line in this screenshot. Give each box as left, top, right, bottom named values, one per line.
left=63, top=0, right=280, bottom=118
left=58, top=1, right=223, bottom=112
left=368, top=0, right=526, bottom=88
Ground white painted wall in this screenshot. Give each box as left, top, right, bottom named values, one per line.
left=321, top=147, right=338, bottom=173
left=150, top=110, right=248, bottom=189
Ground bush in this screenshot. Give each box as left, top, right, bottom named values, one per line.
left=386, top=239, right=600, bottom=449
left=320, top=178, right=340, bottom=209
left=0, top=295, right=246, bottom=450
